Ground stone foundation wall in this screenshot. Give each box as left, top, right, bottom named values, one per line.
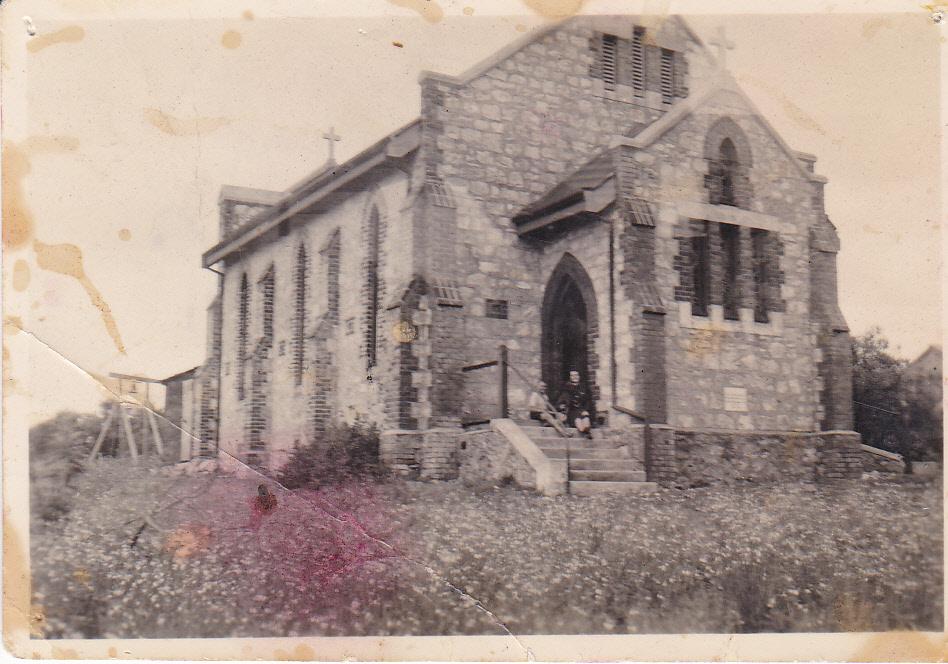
left=457, top=429, right=536, bottom=490
left=665, top=429, right=862, bottom=487
left=379, top=430, right=422, bottom=476
left=860, top=446, right=906, bottom=475
left=419, top=429, right=461, bottom=480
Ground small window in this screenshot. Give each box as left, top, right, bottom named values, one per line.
left=485, top=299, right=509, bottom=320
left=751, top=229, right=770, bottom=323
left=660, top=49, right=675, bottom=104
left=691, top=225, right=710, bottom=317
left=260, top=267, right=275, bottom=347
left=720, top=224, right=740, bottom=320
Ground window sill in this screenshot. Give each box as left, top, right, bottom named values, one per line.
left=677, top=303, right=783, bottom=337
left=590, top=79, right=663, bottom=111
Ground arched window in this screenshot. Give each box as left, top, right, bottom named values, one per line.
left=237, top=273, right=249, bottom=400
left=293, top=244, right=308, bottom=386
left=718, top=138, right=739, bottom=206
left=259, top=266, right=275, bottom=348
left=364, top=207, right=381, bottom=370
left=704, top=118, right=753, bottom=209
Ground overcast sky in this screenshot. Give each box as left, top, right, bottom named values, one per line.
left=4, top=2, right=941, bottom=422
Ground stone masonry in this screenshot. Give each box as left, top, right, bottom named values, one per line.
left=198, top=15, right=860, bottom=485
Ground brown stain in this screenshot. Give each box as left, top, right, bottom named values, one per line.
left=29, top=605, right=45, bottom=638
left=221, top=29, right=242, bottom=49
left=50, top=646, right=81, bottom=659
left=143, top=108, right=231, bottom=137
left=273, top=644, right=316, bottom=661
left=3, top=316, right=24, bottom=336
left=164, top=525, right=211, bottom=559
left=72, top=568, right=92, bottom=588
left=392, top=40, right=404, bottom=48
left=463, top=6, right=474, bottom=15
left=392, top=320, right=417, bottom=343
left=242, top=9, right=255, bottom=20
left=515, top=23, right=527, bottom=33
left=3, top=136, right=80, bottom=251
left=33, top=240, right=126, bottom=355
left=118, top=228, right=131, bottom=241
left=862, top=16, right=894, bottom=38
left=687, top=329, right=723, bottom=357
left=26, top=25, right=85, bottom=53
left=739, top=75, right=826, bottom=137
left=522, top=0, right=584, bottom=18
left=12, top=260, right=30, bottom=292
left=107, top=647, right=117, bottom=658
left=3, top=142, right=34, bottom=251
left=386, top=0, right=444, bottom=24
left=851, top=632, right=948, bottom=662
left=2, top=521, right=31, bottom=655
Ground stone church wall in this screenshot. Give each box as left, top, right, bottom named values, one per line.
left=217, top=171, right=413, bottom=469
left=420, top=17, right=703, bottom=423
left=622, top=88, right=825, bottom=432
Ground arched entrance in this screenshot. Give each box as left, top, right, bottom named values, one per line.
left=541, top=254, right=598, bottom=410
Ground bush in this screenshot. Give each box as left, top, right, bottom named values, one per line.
left=279, top=420, right=382, bottom=489
left=852, top=329, right=943, bottom=461
left=30, top=407, right=110, bottom=529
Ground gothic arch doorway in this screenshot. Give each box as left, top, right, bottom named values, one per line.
left=541, top=254, right=598, bottom=409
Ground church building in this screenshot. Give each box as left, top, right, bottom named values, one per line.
left=200, top=16, right=861, bottom=492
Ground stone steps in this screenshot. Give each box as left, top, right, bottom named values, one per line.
left=538, top=447, right=630, bottom=459
left=515, top=421, right=653, bottom=495
left=569, top=458, right=641, bottom=471
left=569, top=469, right=647, bottom=482
left=569, top=480, right=658, bottom=496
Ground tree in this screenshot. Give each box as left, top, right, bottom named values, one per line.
left=852, top=329, right=942, bottom=461
left=29, top=406, right=110, bottom=525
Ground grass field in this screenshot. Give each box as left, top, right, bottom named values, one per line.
left=30, top=460, right=943, bottom=638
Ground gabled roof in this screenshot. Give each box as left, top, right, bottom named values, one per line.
left=515, top=150, right=616, bottom=219
left=218, top=185, right=284, bottom=207
left=419, top=15, right=706, bottom=88
left=203, top=119, right=420, bottom=267
left=161, top=366, right=201, bottom=384
left=613, top=70, right=827, bottom=185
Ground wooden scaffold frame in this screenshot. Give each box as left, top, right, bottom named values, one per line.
left=87, top=373, right=165, bottom=464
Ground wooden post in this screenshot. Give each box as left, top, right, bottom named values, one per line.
left=499, top=344, right=509, bottom=419
left=119, top=404, right=139, bottom=461
left=147, top=409, right=164, bottom=456
left=87, top=403, right=117, bottom=463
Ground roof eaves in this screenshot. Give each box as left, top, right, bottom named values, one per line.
left=419, top=21, right=565, bottom=87
left=202, top=121, right=420, bottom=267
left=612, top=72, right=825, bottom=184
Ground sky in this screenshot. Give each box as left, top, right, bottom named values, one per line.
left=3, top=1, right=942, bottom=423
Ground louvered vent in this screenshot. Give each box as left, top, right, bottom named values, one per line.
left=631, top=28, right=645, bottom=95
left=601, top=34, right=618, bottom=91
left=660, top=48, right=674, bottom=104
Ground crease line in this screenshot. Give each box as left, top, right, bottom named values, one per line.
left=13, top=322, right=532, bottom=656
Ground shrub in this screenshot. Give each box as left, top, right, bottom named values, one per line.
left=279, top=420, right=382, bottom=489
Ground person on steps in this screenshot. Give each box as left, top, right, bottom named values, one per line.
left=527, top=381, right=571, bottom=437
left=557, top=370, right=594, bottom=439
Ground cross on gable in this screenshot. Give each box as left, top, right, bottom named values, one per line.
left=709, top=25, right=735, bottom=69
left=322, top=126, right=341, bottom=162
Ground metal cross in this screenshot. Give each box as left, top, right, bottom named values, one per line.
left=709, top=25, right=735, bottom=69
left=322, top=126, right=341, bottom=162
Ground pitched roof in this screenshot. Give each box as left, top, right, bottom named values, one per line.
left=613, top=71, right=827, bottom=184
left=514, top=149, right=617, bottom=222
left=203, top=119, right=420, bottom=267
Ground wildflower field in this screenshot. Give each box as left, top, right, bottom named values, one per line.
left=31, top=460, right=942, bottom=638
